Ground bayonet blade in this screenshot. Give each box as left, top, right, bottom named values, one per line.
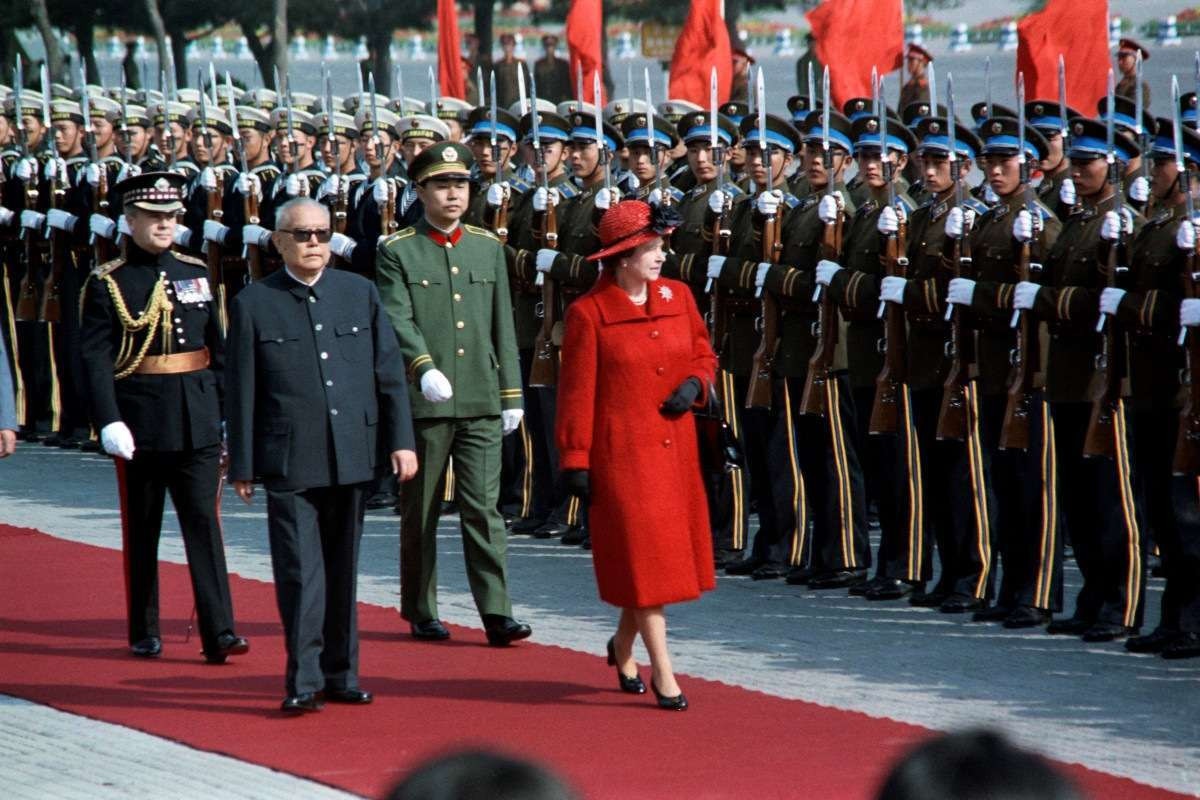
left=756, top=66, right=769, bottom=189
left=807, top=62, right=815, bottom=108
left=1058, top=54, right=1068, bottom=141
left=518, top=65, right=527, bottom=114
left=984, top=56, right=992, bottom=120
left=710, top=66, right=718, bottom=150
left=928, top=62, right=937, bottom=123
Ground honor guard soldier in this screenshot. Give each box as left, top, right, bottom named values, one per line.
left=463, top=106, right=520, bottom=226
left=1115, top=38, right=1151, bottom=108
left=618, top=112, right=682, bottom=204
left=658, top=99, right=702, bottom=192
left=785, top=94, right=819, bottom=198
left=1011, top=117, right=1146, bottom=642
left=1097, top=95, right=1156, bottom=212
left=878, top=116, right=994, bottom=612
left=153, top=101, right=199, bottom=179
left=78, top=171, right=248, bottom=662
left=705, top=112, right=803, bottom=580
left=900, top=101, right=949, bottom=204
left=262, top=107, right=323, bottom=226
left=432, top=97, right=472, bottom=142
left=211, top=103, right=282, bottom=279
left=1026, top=100, right=1082, bottom=216
left=898, top=43, right=934, bottom=112
left=375, top=141, right=532, bottom=646
left=178, top=105, right=237, bottom=258
left=815, top=113, right=921, bottom=601
left=313, top=111, right=367, bottom=269
left=1169, top=284, right=1200, bottom=659
left=946, top=115, right=1063, bottom=629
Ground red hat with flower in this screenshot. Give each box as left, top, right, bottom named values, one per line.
left=588, top=199, right=682, bottom=262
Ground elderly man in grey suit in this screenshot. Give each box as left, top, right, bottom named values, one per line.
left=226, top=197, right=417, bottom=715
left=0, top=334, right=16, bottom=457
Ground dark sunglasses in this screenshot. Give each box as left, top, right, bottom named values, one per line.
left=278, top=228, right=332, bottom=243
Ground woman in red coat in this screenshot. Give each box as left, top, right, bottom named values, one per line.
left=556, top=200, right=717, bottom=711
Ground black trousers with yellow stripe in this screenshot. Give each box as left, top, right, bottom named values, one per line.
left=705, top=369, right=751, bottom=553
left=1050, top=401, right=1145, bottom=629
left=739, top=374, right=801, bottom=568
left=979, top=392, right=1063, bottom=613
left=789, top=372, right=870, bottom=572
left=1168, top=475, right=1200, bottom=634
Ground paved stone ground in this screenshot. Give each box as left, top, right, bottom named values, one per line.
left=1, top=442, right=1198, bottom=797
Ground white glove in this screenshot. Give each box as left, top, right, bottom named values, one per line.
left=595, top=187, right=620, bottom=211
left=501, top=408, right=524, bottom=435
left=89, top=213, right=116, bottom=240
left=329, top=232, right=356, bottom=259
left=19, top=210, right=46, bottom=232
left=0, top=207, right=13, bottom=226
left=1013, top=281, right=1040, bottom=311
left=708, top=189, right=729, bottom=214
left=173, top=226, right=193, bottom=248
left=755, top=190, right=782, bottom=217
left=316, top=174, right=342, bottom=201
left=198, top=166, right=218, bottom=192
left=234, top=173, right=262, bottom=200
left=13, top=157, right=37, bottom=182
left=816, top=259, right=841, bottom=287
left=706, top=255, right=726, bottom=280
left=1012, top=209, right=1035, bottom=243
left=880, top=275, right=907, bottom=304
left=116, top=162, right=141, bottom=183
left=43, top=157, right=65, bottom=180
left=647, top=188, right=664, bottom=207
left=754, top=262, right=771, bottom=290
left=1129, top=175, right=1150, bottom=203
left=202, top=219, right=229, bottom=245
left=284, top=173, right=304, bottom=197
left=243, top=224, right=271, bottom=249
left=1100, top=209, right=1133, bottom=242
left=117, top=215, right=132, bottom=240
left=419, top=369, right=453, bottom=403
left=1059, top=178, right=1076, bottom=206
left=100, top=421, right=135, bottom=460
left=486, top=182, right=510, bottom=208
left=85, top=163, right=103, bottom=187
left=532, top=186, right=559, bottom=212
left=947, top=277, right=976, bottom=306
left=1177, top=220, right=1197, bottom=251
left=877, top=204, right=906, bottom=235
left=1099, top=287, right=1126, bottom=316
left=983, top=184, right=999, bottom=205
left=372, top=178, right=391, bottom=206
left=1182, top=298, right=1200, bottom=328
left=818, top=193, right=843, bottom=224
left=945, top=207, right=976, bottom=239
left=46, top=209, right=78, bottom=232
left=535, top=248, right=557, bottom=274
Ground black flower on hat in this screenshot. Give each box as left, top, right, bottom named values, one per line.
left=650, top=203, right=683, bottom=235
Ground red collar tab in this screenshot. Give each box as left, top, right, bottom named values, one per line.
left=426, top=226, right=463, bottom=248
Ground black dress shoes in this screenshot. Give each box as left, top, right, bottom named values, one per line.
left=280, top=693, right=323, bottom=714
left=410, top=619, right=451, bottom=640
left=1081, top=623, right=1137, bottom=643
left=972, top=605, right=1013, bottom=622
left=1003, top=606, right=1052, bottom=629
left=1046, top=617, right=1093, bottom=636
left=724, top=557, right=763, bottom=576
left=324, top=688, right=373, bottom=704
left=534, top=521, right=570, bottom=539
left=1125, top=628, right=1180, bottom=654
left=562, top=525, right=588, bottom=546
left=939, top=593, right=984, bottom=614
left=807, top=569, right=868, bottom=590
left=130, top=636, right=162, bottom=658
left=909, top=588, right=948, bottom=608
left=865, top=578, right=919, bottom=601
left=650, top=679, right=688, bottom=711
left=849, top=575, right=886, bottom=596
left=606, top=637, right=646, bottom=694
left=483, top=615, right=532, bottom=646
left=204, top=632, right=250, bottom=664
left=365, top=492, right=398, bottom=510
left=750, top=563, right=787, bottom=580
left=713, top=549, right=742, bottom=570
left=1161, top=632, right=1200, bottom=659
left=80, top=438, right=101, bottom=453
left=785, top=566, right=815, bottom=586
left=509, top=517, right=545, bottom=535
left=580, top=531, right=592, bottom=550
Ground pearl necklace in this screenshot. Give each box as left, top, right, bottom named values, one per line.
left=629, top=290, right=648, bottom=306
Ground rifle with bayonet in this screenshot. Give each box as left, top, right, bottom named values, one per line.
left=39, top=64, right=67, bottom=324
left=1083, top=69, right=1127, bottom=458
left=644, top=68, right=671, bottom=208
left=81, top=67, right=116, bottom=265
left=800, top=66, right=841, bottom=417
left=746, top=68, right=782, bottom=410
left=937, top=73, right=975, bottom=441
left=529, top=69, right=560, bottom=388
left=198, top=73, right=227, bottom=329
left=706, top=66, right=732, bottom=355
left=869, top=73, right=909, bottom=435
left=368, top=73, right=398, bottom=236
left=226, top=71, right=261, bottom=282
left=325, top=68, right=349, bottom=241
left=14, top=58, right=41, bottom=321
left=486, top=71, right=510, bottom=243
left=1175, top=75, right=1200, bottom=473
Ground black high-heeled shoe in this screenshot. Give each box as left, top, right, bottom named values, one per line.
left=651, top=678, right=688, bottom=711
left=606, top=636, right=646, bottom=694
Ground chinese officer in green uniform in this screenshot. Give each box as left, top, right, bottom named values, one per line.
left=376, top=141, right=532, bottom=646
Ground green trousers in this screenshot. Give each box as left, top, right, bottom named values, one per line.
left=399, top=415, right=513, bottom=622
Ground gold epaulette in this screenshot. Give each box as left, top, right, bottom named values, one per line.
left=92, top=257, right=125, bottom=278
left=174, top=252, right=207, bottom=268
left=382, top=227, right=417, bottom=245
left=463, top=224, right=499, bottom=241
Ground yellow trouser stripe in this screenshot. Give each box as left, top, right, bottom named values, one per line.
left=1035, top=402, right=1059, bottom=610
left=721, top=369, right=746, bottom=550
left=782, top=381, right=806, bottom=566
left=0, top=262, right=25, bottom=423
left=443, top=458, right=455, bottom=503
left=1113, top=400, right=1142, bottom=628
left=518, top=418, right=533, bottom=518
left=826, top=377, right=856, bottom=568
left=966, top=383, right=993, bottom=599
left=900, top=386, right=924, bottom=580
left=46, top=324, right=61, bottom=431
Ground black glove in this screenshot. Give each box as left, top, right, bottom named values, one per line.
left=661, top=377, right=702, bottom=416
left=562, top=469, right=590, bottom=500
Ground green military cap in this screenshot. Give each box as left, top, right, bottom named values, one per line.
left=188, top=106, right=233, bottom=135
left=915, top=116, right=984, bottom=160
left=355, top=106, right=402, bottom=138
left=902, top=101, right=949, bottom=129
left=977, top=116, right=1050, bottom=161
left=850, top=115, right=918, bottom=154
left=242, top=88, right=278, bottom=111
left=408, top=140, right=473, bottom=183
left=231, top=105, right=273, bottom=132
left=396, top=113, right=451, bottom=142
left=658, top=99, right=702, bottom=125
left=675, top=111, right=738, bottom=146
left=737, top=113, right=803, bottom=153
left=433, top=96, right=471, bottom=122
left=50, top=99, right=85, bottom=124
left=620, top=112, right=679, bottom=149
left=465, top=106, right=519, bottom=141
left=316, top=111, right=359, bottom=139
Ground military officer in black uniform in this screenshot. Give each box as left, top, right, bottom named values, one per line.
left=78, top=171, right=247, bottom=662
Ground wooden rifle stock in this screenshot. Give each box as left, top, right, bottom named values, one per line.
left=936, top=217, right=973, bottom=441
left=799, top=207, right=844, bottom=416
left=38, top=173, right=67, bottom=324
left=1175, top=254, right=1200, bottom=473
left=868, top=219, right=909, bottom=434
left=999, top=238, right=1040, bottom=450
left=382, top=180, right=399, bottom=236
left=528, top=199, right=559, bottom=388
left=244, top=184, right=263, bottom=281
left=745, top=205, right=784, bottom=409
left=1083, top=234, right=1123, bottom=458
left=16, top=176, right=41, bottom=321
left=205, top=171, right=228, bottom=331
left=92, top=162, right=118, bottom=264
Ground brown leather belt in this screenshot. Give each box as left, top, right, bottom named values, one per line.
left=134, top=347, right=210, bottom=375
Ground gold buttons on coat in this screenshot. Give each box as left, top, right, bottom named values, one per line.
left=453, top=293, right=462, bottom=302
left=421, top=279, right=429, bottom=287
left=456, top=321, right=465, bottom=329
left=456, top=347, right=465, bottom=356
left=451, top=266, right=460, bottom=275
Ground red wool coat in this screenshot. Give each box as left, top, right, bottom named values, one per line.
left=556, top=275, right=718, bottom=609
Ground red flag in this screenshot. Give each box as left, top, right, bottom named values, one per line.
left=437, top=0, right=465, bottom=100
left=566, top=0, right=606, bottom=106
left=806, top=0, right=904, bottom=109
left=669, top=0, right=732, bottom=106
left=1018, top=0, right=1109, bottom=111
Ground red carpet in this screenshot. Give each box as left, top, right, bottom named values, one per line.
left=0, top=524, right=1189, bottom=800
